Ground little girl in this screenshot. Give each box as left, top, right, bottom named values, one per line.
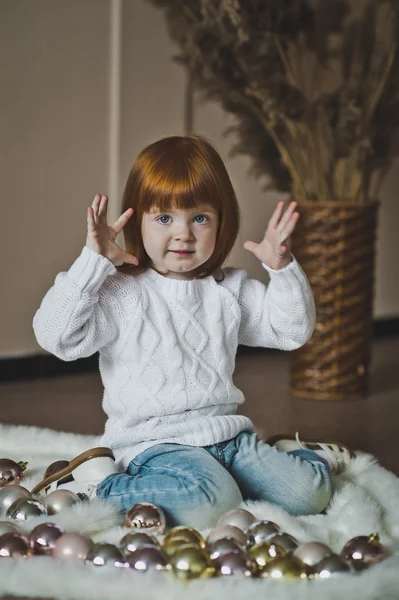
left=32, top=134, right=352, bottom=529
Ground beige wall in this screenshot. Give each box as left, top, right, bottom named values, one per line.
left=1, top=0, right=398, bottom=359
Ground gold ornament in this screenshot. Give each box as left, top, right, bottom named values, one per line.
left=248, top=541, right=287, bottom=572
left=260, top=555, right=308, bottom=580
left=170, top=545, right=215, bottom=580
left=163, top=538, right=202, bottom=557
left=124, top=502, right=166, bottom=535
left=163, top=526, right=205, bottom=548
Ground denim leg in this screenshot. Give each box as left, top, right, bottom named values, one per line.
left=223, top=432, right=332, bottom=516
left=96, top=443, right=243, bottom=529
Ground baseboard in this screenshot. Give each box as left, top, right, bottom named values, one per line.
left=1, top=317, right=398, bottom=383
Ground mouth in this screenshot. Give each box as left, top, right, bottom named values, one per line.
left=169, top=250, right=194, bottom=255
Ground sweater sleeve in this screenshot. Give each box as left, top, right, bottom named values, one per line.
left=234, top=254, right=316, bottom=350
left=33, top=245, right=122, bottom=361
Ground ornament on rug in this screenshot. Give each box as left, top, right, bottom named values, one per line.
left=213, top=550, right=256, bottom=577
left=0, top=484, right=31, bottom=515
left=293, top=541, right=332, bottom=566
left=163, top=539, right=202, bottom=557
left=119, top=531, right=160, bottom=554
left=29, top=522, right=66, bottom=555
left=340, top=533, right=389, bottom=570
left=85, top=542, right=127, bottom=568
left=245, top=520, right=281, bottom=547
left=265, top=532, right=299, bottom=553
left=259, top=555, right=308, bottom=580
left=207, top=537, right=244, bottom=560
left=0, top=531, right=32, bottom=558
left=248, top=540, right=288, bottom=570
left=124, top=502, right=166, bottom=535
left=206, top=524, right=247, bottom=548
left=216, top=508, right=256, bottom=531
left=53, top=532, right=94, bottom=562
left=0, top=459, right=28, bottom=487
left=124, top=545, right=170, bottom=572
left=0, top=520, right=22, bottom=536
left=162, top=526, right=206, bottom=548
left=169, top=544, right=215, bottom=580
left=312, top=554, right=353, bottom=578
left=43, top=489, right=83, bottom=515
left=44, top=460, right=70, bottom=479
left=6, top=497, right=46, bottom=520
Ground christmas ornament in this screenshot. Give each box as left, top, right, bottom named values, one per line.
left=163, top=526, right=205, bottom=548
left=29, top=522, right=65, bottom=555
left=312, top=554, right=352, bottom=578
left=213, top=550, right=255, bottom=577
left=216, top=508, right=256, bottom=531
left=44, top=489, right=82, bottom=515
left=124, top=546, right=170, bottom=572
left=266, top=532, right=299, bottom=554
left=207, top=537, right=243, bottom=560
left=53, top=532, right=94, bottom=562
left=0, top=484, right=31, bottom=515
left=120, top=531, right=160, bottom=554
left=341, top=533, right=389, bottom=571
left=6, top=497, right=47, bottom=520
left=0, top=520, right=22, bottom=536
left=0, top=532, right=32, bottom=558
left=248, top=541, right=287, bottom=571
left=163, top=538, right=201, bottom=557
left=170, top=545, right=215, bottom=580
left=44, top=460, right=70, bottom=479
left=124, top=502, right=166, bottom=535
left=206, top=525, right=247, bottom=549
left=293, top=541, right=332, bottom=566
left=259, top=555, right=308, bottom=580
left=245, top=520, right=281, bottom=547
left=0, top=459, right=28, bottom=487
left=85, top=543, right=127, bottom=568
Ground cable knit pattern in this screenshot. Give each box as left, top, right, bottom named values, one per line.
left=33, top=245, right=316, bottom=470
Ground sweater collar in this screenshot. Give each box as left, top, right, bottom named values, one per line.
left=142, top=267, right=216, bottom=298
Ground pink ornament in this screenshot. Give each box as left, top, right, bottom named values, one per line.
left=206, top=525, right=247, bottom=549
left=216, top=508, right=256, bottom=531
left=0, top=532, right=32, bottom=558
left=29, top=522, right=66, bottom=555
left=53, top=532, right=94, bottom=562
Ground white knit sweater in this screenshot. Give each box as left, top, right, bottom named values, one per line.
left=33, top=245, right=316, bottom=470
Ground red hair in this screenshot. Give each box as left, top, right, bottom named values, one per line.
left=116, top=134, right=241, bottom=280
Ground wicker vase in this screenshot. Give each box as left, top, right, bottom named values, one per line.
left=289, top=199, right=380, bottom=401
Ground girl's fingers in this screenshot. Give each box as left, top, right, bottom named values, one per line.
left=277, top=202, right=297, bottom=233
left=112, top=208, right=134, bottom=234
left=268, top=201, right=285, bottom=230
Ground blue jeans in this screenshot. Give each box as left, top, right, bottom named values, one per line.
left=96, top=431, right=332, bottom=529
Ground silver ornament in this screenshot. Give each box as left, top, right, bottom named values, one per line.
left=6, top=497, right=46, bottom=520
left=44, top=489, right=82, bottom=515
left=29, top=522, right=66, bottom=555
left=0, top=484, right=31, bottom=516
left=0, top=520, right=22, bottom=536
left=86, top=543, right=128, bottom=568
left=125, top=546, right=171, bottom=572
left=266, top=532, right=299, bottom=554
left=206, top=525, right=247, bottom=549
left=124, top=502, right=166, bottom=535
left=313, top=553, right=352, bottom=578
left=207, top=537, right=243, bottom=561
left=245, top=520, right=281, bottom=547
left=214, top=550, right=255, bottom=577
left=53, top=532, right=94, bottom=562
left=293, top=541, right=332, bottom=566
left=120, top=531, right=160, bottom=554
left=0, top=532, right=32, bottom=558
left=0, top=459, right=27, bottom=488
left=216, top=508, right=256, bottom=531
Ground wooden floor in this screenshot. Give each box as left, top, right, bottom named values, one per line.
left=1, top=334, right=398, bottom=476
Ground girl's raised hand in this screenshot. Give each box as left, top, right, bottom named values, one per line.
left=243, top=200, right=299, bottom=270
left=86, top=194, right=139, bottom=267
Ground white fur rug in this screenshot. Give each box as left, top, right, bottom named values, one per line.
left=1, top=423, right=399, bottom=600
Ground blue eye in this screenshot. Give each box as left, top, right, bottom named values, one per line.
left=156, top=215, right=209, bottom=224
